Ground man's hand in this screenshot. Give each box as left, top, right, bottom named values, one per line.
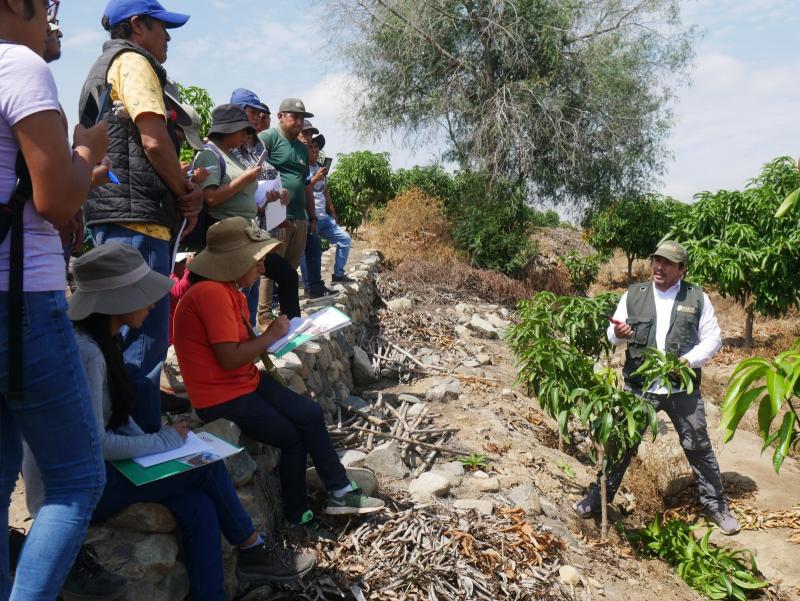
left=614, top=322, right=633, bottom=338
left=73, top=121, right=108, bottom=165
left=177, top=181, right=203, bottom=219
left=310, top=166, right=328, bottom=185
left=91, top=157, right=112, bottom=187
left=308, top=219, right=317, bottom=234
left=180, top=214, right=199, bottom=239
left=279, top=188, right=289, bottom=206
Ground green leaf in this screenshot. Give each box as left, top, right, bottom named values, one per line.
left=775, top=185, right=800, bottom=218
left=772, top=411, right=796, bottom=473
left=720, top=386, right=764, bottom=442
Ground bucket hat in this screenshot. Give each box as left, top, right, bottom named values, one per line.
left=208, top=104, right=255, bottom=136
left=68, top=242, right=173, bottom=321
left=188, top=217, right=282, bottom=282
left=651, top=240, right=688, bottom=265
left=176, top=103, right=205, bottom=150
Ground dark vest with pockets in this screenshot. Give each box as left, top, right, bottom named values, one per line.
left=78, top=39, right=180, bottom=231
left=621, top=280, right=704, bottom=391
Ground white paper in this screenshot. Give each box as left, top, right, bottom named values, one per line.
left=132, top=431, right=212, bottom=468
left=255, top=179, right=282, bottom=209
left=171, top=217, right=188, bottom=272
left=266, top=307, right=352, bottom=354
left=265, top=198, right=287, bottom=230
left=267, top=316, right=309, bottom=353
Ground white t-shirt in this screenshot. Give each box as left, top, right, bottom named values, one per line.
left=0, top=43, right=66, bottom=292
left=308, top=164, right=327, bottom=218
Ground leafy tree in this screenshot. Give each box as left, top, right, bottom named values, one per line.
left=327, top=151, right=394, bottom=230
left=176, top=83, right=213, bottom=164
left=720, top=342, right=800, bottom=474
left=446, top=172, right=537, bottom=277
left=588, top=195, right=685, bottom=284
left=667, top=157, right=800, bottom=347
left=330, top=0, right=694, bottom=213
left=392, top=165, right=454, bottom=202
left=561, top=251, right=604, bottom=296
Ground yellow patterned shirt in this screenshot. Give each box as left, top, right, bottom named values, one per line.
left=107, top=52, right=171, bottom=240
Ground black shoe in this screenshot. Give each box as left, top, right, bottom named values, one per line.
left=331, top=273, right=356, bottom=284
left=237, top=533, right=316, bottom=583
left=160, top=390, right=190, bottom=414
left=8, top=527, right=25, bottom=574
left=308, top=287, right=336, bottom=299
left=285, top=511, right=336, bottom=542
left=61, top=544, right=127, bottom=600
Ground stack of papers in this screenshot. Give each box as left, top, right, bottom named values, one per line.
left=255, top=180, right=287, bottom=230
left=268, top=306, right=351, bottom=358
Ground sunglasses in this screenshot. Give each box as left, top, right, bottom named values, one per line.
left=47, top=0, right=60, bottom=21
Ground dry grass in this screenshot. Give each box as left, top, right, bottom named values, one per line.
left=366, top=188, right=456, bottom=266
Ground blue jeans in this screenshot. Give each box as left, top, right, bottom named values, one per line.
left=299, top=230, right=323, bottom=293
left=0, top=292, right=105, bottom=601
left=93, top=461, right=253, bottom=601
left=92, top=224, right=170, bottom=433
left=317, top=214, right=351, bottom=278
left=196, top=375, right=349, bottom=523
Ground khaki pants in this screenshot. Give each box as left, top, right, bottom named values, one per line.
left=258, top=219, right=307, bottom=317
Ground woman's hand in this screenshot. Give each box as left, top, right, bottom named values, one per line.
left=171, top=420, right=190, bottom=441
left=266, top=315, right=290, bottom=340
left=240, top=166, right=262, bottom=185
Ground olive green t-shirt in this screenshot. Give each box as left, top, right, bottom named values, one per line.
left=194, top=146, right=258, bottom=221
left=257, top=127, right=309, bottom=220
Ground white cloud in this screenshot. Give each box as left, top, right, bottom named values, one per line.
left=62, top=29, right=104, bottom=50
left=662, top=51, right=800, bottom=200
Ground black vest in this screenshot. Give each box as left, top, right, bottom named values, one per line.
left=621, top=280, right=704, bottom=390
left=79, top=40, right=180, bottom=230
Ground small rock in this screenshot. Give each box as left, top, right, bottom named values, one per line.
left=588, top=577, right=604, bottom=589
left=406, top=403, right=426, bottom=418
left=288, top=374, right=307, bottom=395
left=338, top=449, right=367, bottom=468
left=475, top=353, right=492, bottom=366
left=473, top=476, right=500, bottom=493
left=364, top=442, right=409, bottom=478
left=499, top=307, right=510, bottom=318
left=398, top=393, right=421, bottom=404
left=468, top=314, right=499, bottom=339
left=342, top=395, right=370, bottom=411
left=409, top=472, right=451, bottom=498
left=472, top=470, right=489, bottom=479
left=507, top=483, right=542, bottom=515
left=351, top=347, right=378, bottom=385
left=197, top=419, right=241, bottom=446
left=455, top=303, right=473, bottom=316
left=461, top=359, right=480, bottom=368
left=108, top=503, right=177, bottom=533
left=559, top=565, right=581, bottom=587
left=486, top=313, right=511, bottom=330
left=454, top=325, right=471, bottom=339
left=540, top=516, right=579, bottom=547
left=276, top=352, right=303, bottom=371
left=425, top=377, right=462, bottom=402
left=430, top=468, right=461, bottom=487
left=387, top=297, right=414, bottom=313
left=226, top=450, right=258, bottom=487
left=453, top=499, right=494, bottom=515
left=438, top=461, right=465, bottom=477
left=132, top=534, right=179, bottom=578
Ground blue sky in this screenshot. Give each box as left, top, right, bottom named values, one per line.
left=51, top=0, right=800, bottom=204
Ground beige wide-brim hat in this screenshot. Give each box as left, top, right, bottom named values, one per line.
left=188, top=217, right=282, bottom=282
left=68, top=242, right=174, bottom=321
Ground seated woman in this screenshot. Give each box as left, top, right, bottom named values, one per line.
left=62, top=242, right=314, bottom=598
left=193, top=104, right=300, bottom=322
left=173, top=218, right=384, bottom=535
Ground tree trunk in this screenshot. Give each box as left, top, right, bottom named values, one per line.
left=626, top=255, right=634, bottom=285
left=598, top=447, right=608, bottom=539
left=744, top=303, right=754, bottom=348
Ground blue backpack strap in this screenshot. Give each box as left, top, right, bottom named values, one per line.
left=193, top=142, right=227, bottom=182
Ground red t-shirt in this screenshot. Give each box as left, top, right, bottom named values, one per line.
left=173, top=281, right=260, bottom=408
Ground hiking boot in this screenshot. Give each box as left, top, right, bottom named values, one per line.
left=704, top=507, right=741, bottom=535
left=331, top=273, right=356, bottom=284
left=236, top=533, right=316, bottom=583
left=573, top=496, right=599, bottom=519
left=60, top=544, right=127, bottom=601
left=325, top=486, right=385, bottom=516
left=8, top=527, right=25, bottom=574
left=308, top=286, right=336, bottom=299
left=286, top=511, right=336, bottom=542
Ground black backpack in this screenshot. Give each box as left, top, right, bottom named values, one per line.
left=179, top=143, right=227, bottom=251
left=0, top=151, right=32, bottom=401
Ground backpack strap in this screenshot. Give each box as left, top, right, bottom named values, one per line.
left=192, top=143, right=227, bottom=182
left=1, top=151, right=32, bottom=401
left=240, top=313, right=284, bottom=386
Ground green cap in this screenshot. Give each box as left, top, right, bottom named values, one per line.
left=277, top=98, right=313, bottom=117
left=651, top=240, right=688, bottom=265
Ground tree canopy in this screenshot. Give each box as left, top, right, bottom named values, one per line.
left=331, top=0, right=694, bottom=213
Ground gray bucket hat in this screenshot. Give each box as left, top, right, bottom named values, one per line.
left=208, top=104, right=255, bottom=136
left=68, top=243, right=174, bottom=321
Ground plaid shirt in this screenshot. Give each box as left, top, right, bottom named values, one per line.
left=230, top=140, right=279, bottom=181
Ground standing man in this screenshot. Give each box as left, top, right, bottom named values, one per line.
left=573, top=241, right=740, bottom=535
left=257, top=99, right=317, bottom=302
left=79, top=0, right=202, bottom=433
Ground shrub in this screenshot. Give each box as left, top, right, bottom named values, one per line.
left=446, top=172, right=538, bottom=278
left=561, top=251, right=604, bottom=295
left=392, top=165, right=454, bottom=202
left=327, top=151, right=394, bottom=231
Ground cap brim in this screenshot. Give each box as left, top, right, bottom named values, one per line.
left=188, top=240, right=282, bottom=282
left=152, top=10, right=190, bottom=29
left=244, top=102, right=270, bottom=114
left=209, top=120, right=255, bottom=135
left=68, top=270, right=174, bottom=321
left=182, top=128, right=205, bottom=151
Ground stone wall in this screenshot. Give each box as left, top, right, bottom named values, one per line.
left=95, top=248, right=382, bottom=600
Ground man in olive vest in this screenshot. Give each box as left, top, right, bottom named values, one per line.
left=573, top=241, right=740, bottom=535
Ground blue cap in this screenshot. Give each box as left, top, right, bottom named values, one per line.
left=104, top=0, right=190, bottom=29
left=230, top=88, right=270, bottom=114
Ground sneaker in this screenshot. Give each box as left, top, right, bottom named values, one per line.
left=331, top=274, right=356, bottom=284
left=573, top=496, right=599, bottom=519
left=704, top=507, right=741, bottom=535
left=8, top=527, right=25, bottom=574
left=286, top=511, right=336, bottom=542
left=237, top=533, right=316, bottom=583
left=325, top=485, right=385, bottom=516
left=60, top=544, right=127, bottom=601
left=306, top=467, right=379, bottom=497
